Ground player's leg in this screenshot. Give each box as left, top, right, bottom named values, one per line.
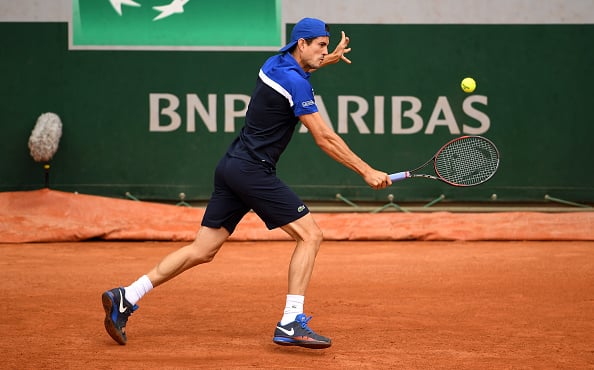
left=102, top=226, right=230, bottom=345
left=215, top=155, right=331, bottom=348
left=280, top=213, right=323, bottom=296
left=273, top=220, right=331, bottom=350
left=102, top=155, right=249, bottom=345
left=272, top=214, right=331, bottom=349
left=147, top=226, right=230, bottom=287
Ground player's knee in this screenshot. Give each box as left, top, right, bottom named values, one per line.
left=283, top=215, right=324, bottom=245
left=189, top=251, right=216, bottom=265
left=304, top=226, right=324, bottom=245
left=187, top=242, right=219, bottom=265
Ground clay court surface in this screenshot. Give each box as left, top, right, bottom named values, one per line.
left=2, top=240, right=593, bottom=369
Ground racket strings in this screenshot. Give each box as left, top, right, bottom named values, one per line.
left=435, top=137, right=499, bottom=186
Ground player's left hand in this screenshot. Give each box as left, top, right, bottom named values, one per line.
left=324, top=31, right=352, bottom=66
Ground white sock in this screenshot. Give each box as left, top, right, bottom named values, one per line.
left=123, top=275, right=153, bottom=306
left=280, top=294, right=304, bottom=326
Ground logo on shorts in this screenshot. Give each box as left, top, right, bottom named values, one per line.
left=297, top=205, right=306, bottom=213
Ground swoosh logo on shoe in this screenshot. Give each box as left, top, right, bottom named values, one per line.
left=276, top=326, right=294, bottom=336
left=118, top=290, right=128, bottom=313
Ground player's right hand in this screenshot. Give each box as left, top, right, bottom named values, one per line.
left=364, top=169, right=392, bottom=190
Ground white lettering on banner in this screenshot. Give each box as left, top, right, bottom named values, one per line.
left=224, top=94, right=250, bottom=132
left=149, top=93, right=181, bottom=132
left=186, top=94, right=217, bottom=132
left=426, top=96, right=460, bottom=135
left=149, top=93, right=490, bottom=135
left=338, top=96, right=371, bottom=134
left=462, top=95, right=490, bottom=134
left=374, top=96, right=384, bottom=134
left=392, top=96, right=423, bottom=134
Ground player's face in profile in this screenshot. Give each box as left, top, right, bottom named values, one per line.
left=301, top=36, right=329, bottom=71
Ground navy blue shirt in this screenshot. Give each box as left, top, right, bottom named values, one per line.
left=226, top=52, right=319, bottom=167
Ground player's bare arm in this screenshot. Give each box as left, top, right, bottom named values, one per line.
left=299, top=112, right=390, bottom=190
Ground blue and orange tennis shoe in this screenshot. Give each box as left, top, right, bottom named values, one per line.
left=273, top=313, right=332, bottom=349
left=101, top=287, right=138, bottom=345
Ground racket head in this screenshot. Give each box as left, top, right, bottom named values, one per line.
left=433, top=136, right=500, bottom=187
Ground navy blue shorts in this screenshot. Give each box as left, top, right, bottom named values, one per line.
left=201, top=154, right=309, bottom=234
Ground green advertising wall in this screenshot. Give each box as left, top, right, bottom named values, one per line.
left=1, top=22, right=593, bottom=203
left=72, top=0, right=282, bottom=49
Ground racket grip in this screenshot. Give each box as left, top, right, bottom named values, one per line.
left=389, top=171, right=410, bottom=182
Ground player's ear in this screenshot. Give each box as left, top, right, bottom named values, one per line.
left=297, top=38, right=306, bottom=51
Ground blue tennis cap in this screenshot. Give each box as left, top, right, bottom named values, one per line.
left=280, top=17, right=330, bottom=53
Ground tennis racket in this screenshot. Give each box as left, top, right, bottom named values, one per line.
left=389, top=135, right=500, bottom=187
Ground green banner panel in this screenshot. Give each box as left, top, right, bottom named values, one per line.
left=72, top=0, right=281, bottom=48
left=1, top=22, right=593, bottom=204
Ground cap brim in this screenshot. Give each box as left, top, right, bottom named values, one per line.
left=279, top=40, right=298, bottom=53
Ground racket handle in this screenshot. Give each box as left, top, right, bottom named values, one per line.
left=389, top=171, right=410, bottom=182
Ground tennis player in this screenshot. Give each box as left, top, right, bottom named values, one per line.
left=102, top=17, right=391, bottom=349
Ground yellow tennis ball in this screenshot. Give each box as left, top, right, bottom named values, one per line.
left=461, top=77, right=476, bottom=93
